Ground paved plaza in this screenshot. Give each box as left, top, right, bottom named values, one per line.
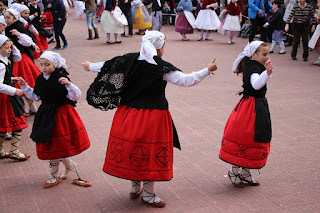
left=1, top=9, right=320, bottom=213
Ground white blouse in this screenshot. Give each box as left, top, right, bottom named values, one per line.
left=21, top=74, right=82, bottom=102
left=250, top=70, right=271, bottom=90
left=88, top=62, right=211, bottom=87
left=0, top=47, right=22, bottom=96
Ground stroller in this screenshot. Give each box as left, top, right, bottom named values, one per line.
left=239, top=19, right=251, bottom=38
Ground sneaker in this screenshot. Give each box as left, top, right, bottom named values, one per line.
left=52, top=46, right=60, bottom=51
left=62, top=44, right=68, bottom=50
left=269, top=50, right=274, bottom=53
left=278, top=51, right=286, bottom=54
left=292, top=56, right=297, bottom=60
left=115, top=40, right=122, bottom=44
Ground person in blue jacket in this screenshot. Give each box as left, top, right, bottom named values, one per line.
left=248, top=0, right=272, bottom=42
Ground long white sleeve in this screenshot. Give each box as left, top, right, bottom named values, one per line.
left=250, top=70, right=271, bottom=90
left=11, top=46, right=22, bottom=62
left=89, top=62, right=104, bottom=73
left=66, top=82, right=82, bottom=101
left=164, top=68, right=211, bottom=87
left=0, top=65, right=16, bottom=96
left=21, top=84, right=40, bottom=101
left=18, top=33, right=35, bottom=47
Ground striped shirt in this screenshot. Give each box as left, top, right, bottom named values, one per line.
left=286, top=3, right=316, bottom=24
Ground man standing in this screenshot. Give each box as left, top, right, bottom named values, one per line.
left=248, top=0, right=272, bottom=42
left=84, top=0, right=99, bottom=40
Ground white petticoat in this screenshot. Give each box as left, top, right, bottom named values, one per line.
left=222, top=14, right=240, bottom=31
left=101, top=10, right=125, bottom=34
left=195, top=9, right=221, bottom=30
left=309, top=25, right=320, bottom=49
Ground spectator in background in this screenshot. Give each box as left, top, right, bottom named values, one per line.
left=48, top=0, right=68, bottom=50
left=84, top=0, right=99, bottom=40
left=248, top=0, right=272, bottom=42
left=285, top=0, right=316, bottom=61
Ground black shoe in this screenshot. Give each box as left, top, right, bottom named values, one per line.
left=269, top=50, right=274, bottom=53
left=285, top=43, right=292, bottom=47
left=303, top=58, right=308, bottom=61
left=292, top=56, right=297, bottom=60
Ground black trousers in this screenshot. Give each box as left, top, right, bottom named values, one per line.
left=249, top=18, right=267, bottom=42
left=292, top=22, right=310, bottom=59
left=53, top=18, right=67, bottom=48
left=123, top=9, right=133, bottom=35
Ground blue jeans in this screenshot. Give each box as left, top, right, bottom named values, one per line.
left=86, top=12, right=97, bottom=30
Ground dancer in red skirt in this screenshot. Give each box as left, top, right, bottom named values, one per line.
left=17, top=51, right=91, bottom=188
left=83, top=30, right=218, bottom=207
left=219, top=41, right=273, bottom=188
left=4, top=9, right=41, bottom=115
left=29, top=0, right=54, bottom=51
left=0, top=34, right=29, bottom=161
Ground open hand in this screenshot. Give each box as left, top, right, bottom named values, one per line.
left=59, top=77, right=71, bottom=87
left=10, top=29, right=20, bottom=37
left=15, top=89, right=23, bottom=96
left=12, top=77, right=27, bottom=87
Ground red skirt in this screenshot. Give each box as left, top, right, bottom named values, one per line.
left=175, top=14, right=193, bottom=34
left=32, top=35, right=41, bottom=59
left=34, top=33, right=48, bottom=51
left=13, top=53, right=42, bottom=89
left=219, top=97, right=271, bottom=169
left=36, top=104, right=90, bottom=160
left=41, top=11, right=53, bottom=29
left=0, top=94, right=28, bottom=132
left=103, top=105, right=174, bottom=181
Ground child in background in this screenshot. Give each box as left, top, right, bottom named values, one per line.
left=195, top=0, right=221, bottom=41
left=263, top=0, right=286, bottom=54
left=218, top=0, right=242, bottom=44
left=162, top=2, right=171, bottom=26
left=17, top=51, right=91, bottom=188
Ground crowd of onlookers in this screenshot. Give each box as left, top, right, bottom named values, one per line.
left=1, top=0, right=319, bottom=64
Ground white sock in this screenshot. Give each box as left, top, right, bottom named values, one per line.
left=199, top=30, right=204, bottom=39
left=131, top=180, right=142, bottom=193
left=47, top=159, right=60, bottom=184
left=114, top=34, right=119, bottom=41
left=142, top=181, right=162, bottom=203
left=27, top=99, right=38, bottom=113
left=229, top=166, right=241, bottom=184
left=205, top=30, right=209, bottom=39
left=60, top=157, right=76, bottom=179
left=106, top=33, right=111, bottom=42
left=240, top=167, right=255, bottom=182
left=181, top=33, right=186, bottom=39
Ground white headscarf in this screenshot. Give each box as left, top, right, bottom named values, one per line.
left=0, top=34, right=9, bottom=47
left=0, top=16, right=6, bottom=26
left=139, top=30, right=165, bottom=65
left=5, top=9, right=21, bottom=21
left=40, top=51, right=68, bottom=71
left=232, top=41, right=264, bottom=73
left=15, top=4, right=30, bottom=13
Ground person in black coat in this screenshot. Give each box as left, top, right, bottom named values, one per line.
left=48, top=0, right=68, bottom=50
